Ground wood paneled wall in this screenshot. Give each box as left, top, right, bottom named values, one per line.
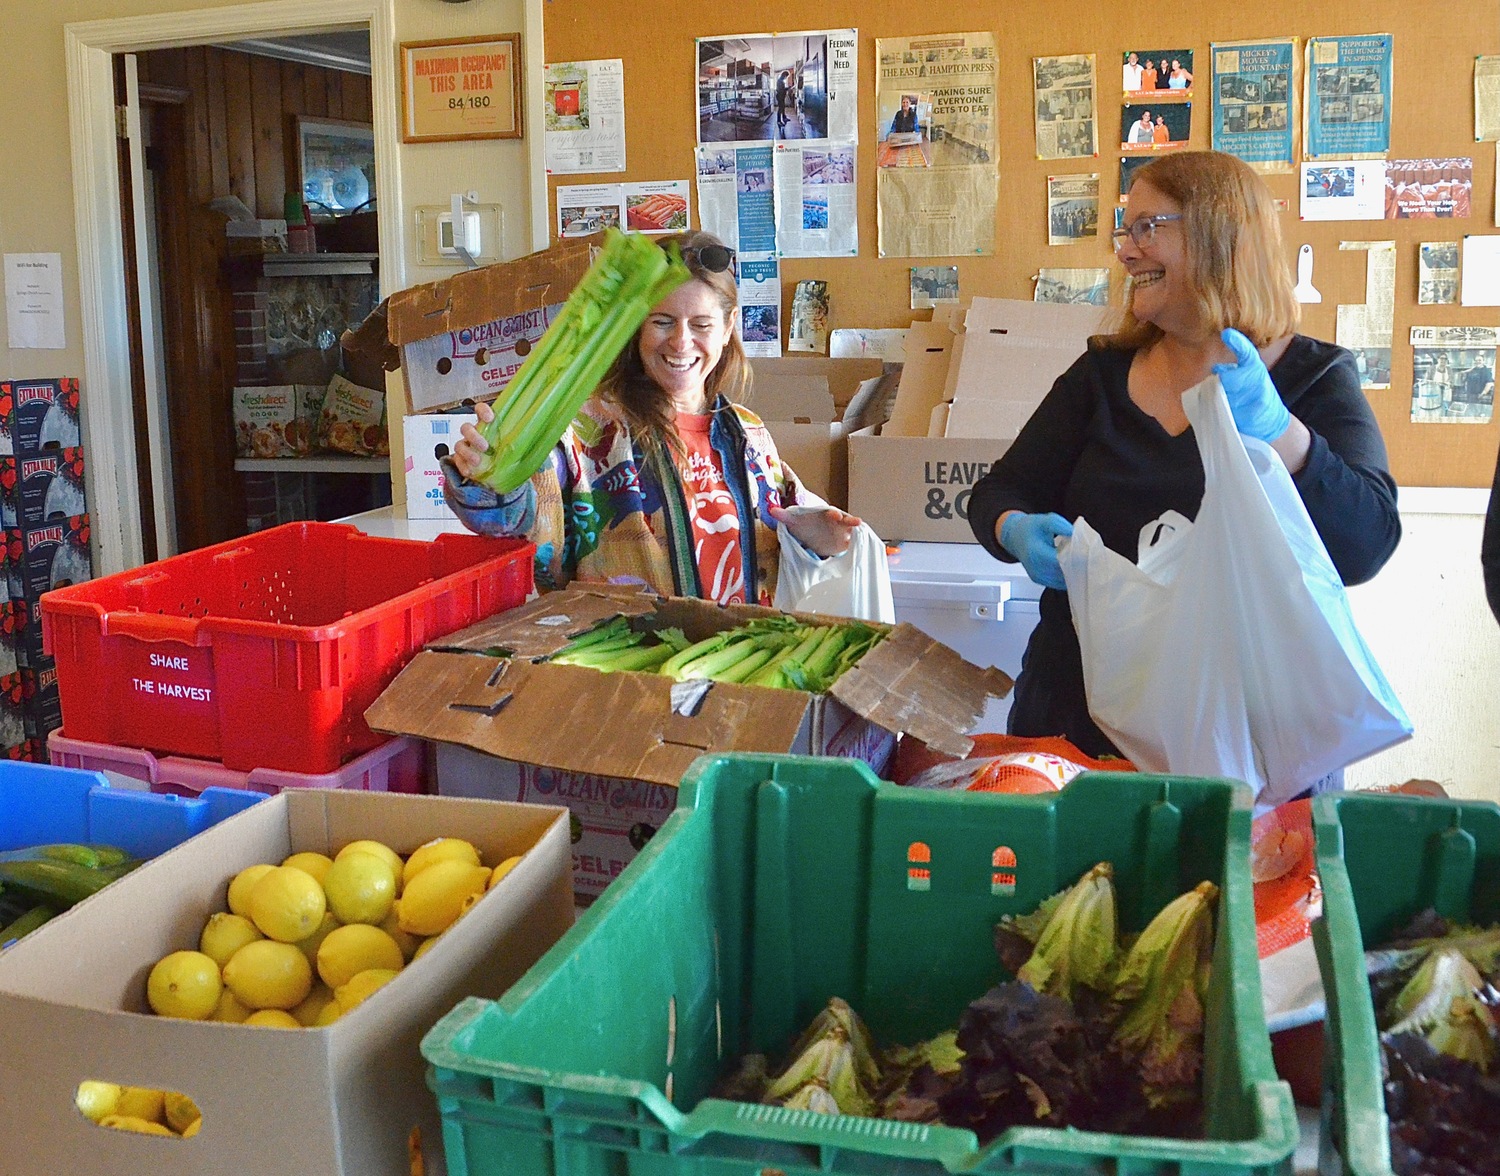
left=136, top=47, right=372, bottom=552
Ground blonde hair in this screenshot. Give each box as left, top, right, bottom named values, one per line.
left=595, top=230, right=749, bottom=459
left=1100, top=150, right=1299, bottom=351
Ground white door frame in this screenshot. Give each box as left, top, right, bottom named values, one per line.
left=65, top=0, right=402, bottom=575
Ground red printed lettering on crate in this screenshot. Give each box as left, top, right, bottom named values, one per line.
left=607, top=780, right=676, bottom=813
left=15, top=384, right=55, bottom=407
left=25, top=525, right=64, bottom=551
left=20, top=457, right=55, bottom=480
left=573, top=853, right=626, bottom=877
left=38, top=665, right=56, bottom=690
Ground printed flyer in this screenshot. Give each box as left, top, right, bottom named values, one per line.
left=694, top=145, right=776, bottom=252
left=543, top=59, right=626, bottom=174
left=737, top=253, right=781, bottom=358
left=773, top=143, right=857, bottom=257
left=875, top=32, right=999, bottom=258
left=1305, top=34, right=1393, bottom=160
left=696, top=30, right=857, bottom=146
left=1211, top=38, right=1297, bottom=173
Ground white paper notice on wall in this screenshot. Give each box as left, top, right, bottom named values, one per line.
left=1460, top=235, right=1500, bottom=306
left=4, top=253, right=65, bottom=350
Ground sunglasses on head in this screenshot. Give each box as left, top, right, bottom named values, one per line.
left=665, top=241, right=736, bottom=274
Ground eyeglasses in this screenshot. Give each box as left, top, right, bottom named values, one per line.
left=668, top=242, right=736, bottom=273
left=1110, top=213, right=1182, bottom=251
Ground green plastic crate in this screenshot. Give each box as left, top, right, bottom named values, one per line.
left=423, top=754, right=1297, bottom=1176
left=1311, top=791, right=1500, bottom=1176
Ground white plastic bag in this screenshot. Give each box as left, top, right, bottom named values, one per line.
left=773, top=506, right=895, bottom=623
left=1057, top=375, right=1411, bottom=808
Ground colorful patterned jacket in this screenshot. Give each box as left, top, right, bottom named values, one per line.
left=441, top=396, right=811, bottom=605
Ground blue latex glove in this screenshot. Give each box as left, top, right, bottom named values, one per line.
left=1212, top=327, right=1291, bottom=443
left=999, top=512, right=1074, bottom=591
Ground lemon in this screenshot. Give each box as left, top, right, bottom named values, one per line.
left=313, top=1000, right=343, bottom=1027
left=316, top=923, right=405, bottom=989
left=488, top=855, right=524, bottom=888
left=226, top=863, right=276, bottom=917
left=281, top=851, right=334, bottom=886
left=335, top=840, right=405, bottom=891
left=334, top=967, right=400, bottom=1013
left=322, top=851, right=397, bottom=925
left=211, top=989, right=252, bottom=1023
left=397, top=861, right=491, bottom=936
left=412, top=934, right=442, bottom=962
left=163, top=1091, right=201, bottom=1135
left=199, top=911, right=264, bottom=968
left=293, top=911, right=341, bottom=969
left=403, top=837, right=481, bottom=886
left=100, top=1114, right=174, bottom=1136
left=247, top=865, right=327, bottom=943
left=291, top=984, right=337, bottom=1027
left=115, top=1086, right=166, bottom=1123
left=378, top=909, right=421, bottom=961
left=222, top=939, right=313, bottom=1010
left=147, top=950, right=223, bottom=1020
left=182, top=1116, right=203, bottom=1138
left=75, top=1081, right=122, bottom=1124
left=244, top=1009, right=302, bottom=1029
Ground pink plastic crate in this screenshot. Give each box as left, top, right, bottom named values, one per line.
left=47, top=730, right=430, bottom=799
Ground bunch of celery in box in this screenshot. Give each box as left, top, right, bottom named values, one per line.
left=544, top=615, right=885, bottom=693
left=713, top=862, right=1220, bottom=1141
left=468, top=229, right=691, bottom=493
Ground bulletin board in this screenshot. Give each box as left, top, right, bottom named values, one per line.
left=543, top=1, right=1500, bottom=487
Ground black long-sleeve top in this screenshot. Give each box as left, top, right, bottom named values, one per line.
left=1484, top=445, right=1500, bottom=623
left=967, top=335, right=1401, bottom=755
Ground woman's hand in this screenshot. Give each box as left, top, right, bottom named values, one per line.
left=1213, top=328, right=1290, bottom=442
left=766, top=502, right=862, bottom=558
left=452, top=401, right=495, bottom=480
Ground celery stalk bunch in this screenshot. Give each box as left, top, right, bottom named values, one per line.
left=470, top=229, right=692, bottom=493
left=544, top=615, right=885, bottom=693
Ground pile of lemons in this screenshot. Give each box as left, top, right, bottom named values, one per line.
left=75, top=1083, right=202, bottom=1138
left=144, top=837, right=523, bottom=1032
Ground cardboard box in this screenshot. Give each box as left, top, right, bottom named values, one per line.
left=16, top=446, right=86, bottom=527
left=362, top=236, right=598, bottom=414
left=0, top=788, right=574, bottom=1176
left=21, top=513, right=92, bottom=599
left=403, top=412, right=477, bottom=520
left=848, top=429, right=1008, bottom=543
left=0, top=378, right=82, bottom=455
left=366, top=586, right=1012, bottom=897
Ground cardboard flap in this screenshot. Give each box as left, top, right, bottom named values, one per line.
left=886, top=320, right=956, bottom=437
left=367, top=650, right=813, bottom=788
left=386, top=236, right=598, bottom=346
left=431, top=587, right=659, bottom=657
left=741, top=374, right=836, bottom=424
left=830, top=623, right=1012, bottom=757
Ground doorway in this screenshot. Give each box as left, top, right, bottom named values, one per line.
left=65, top=0, right=401, bottom=576
left=126, top=35, right=385, bottom=558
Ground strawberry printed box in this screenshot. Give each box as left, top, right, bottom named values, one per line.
left=19, top=515, right=92, bottom=601
left=0, top=378, right=82, bottom=455
left=16, top=449, right=86, bottom=529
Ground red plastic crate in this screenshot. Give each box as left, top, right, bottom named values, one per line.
left=39, top=522, right=532, bottom=773
left=48, top=729, right=431, bottom=798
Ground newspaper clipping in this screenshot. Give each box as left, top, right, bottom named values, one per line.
left=696, top=31, right=857, bottom=146
left=910, top=266, right=959, bottom=308
left=1034, top=54, right=1098, bottom=161
left=1410, top=326, right=1496, bottom=425
left=875, top=33, right=998, bottom=258
left=695, top=145, right=775, bottom=251
left=543, top=59, right=626, bottom=174
left=1305, top=34, right=1393, bottom=160
left=1211, top=39, right=1296, bottom=173
left=1335, top=240, right=1395, bottom=390
left=774, top=144, right=857, bottom=257
left=1036, top=268, right=1111, bottom=305
left=738, top=254, right=781, bottom=358
left=789, top=280, right=830, bottom=352
left=1419, top=242, right=1460, bottom=305
left=1047, top=174, right=1100, bottom=245
left=1476, top=56, right=1500, bottom=142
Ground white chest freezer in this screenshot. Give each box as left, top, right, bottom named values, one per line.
left=886, top=541, right=1043, bottom=734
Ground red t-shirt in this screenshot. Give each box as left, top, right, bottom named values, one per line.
left=675, top=412, right=745, bottom=604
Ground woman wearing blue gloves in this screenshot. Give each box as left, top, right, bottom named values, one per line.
left=968, top=150, right=1399, bottom=759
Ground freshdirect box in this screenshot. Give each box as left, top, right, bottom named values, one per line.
left=365, top=585, right=1012, bottom=899
left=0, top=788, right=573, bottom=1176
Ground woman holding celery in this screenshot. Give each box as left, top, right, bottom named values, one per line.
left=444, top=231, right=862, bottom=606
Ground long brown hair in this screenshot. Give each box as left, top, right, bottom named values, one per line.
left=1100, top=150, right=1300, bottom=351
left=594, top=230, right=750, bottom=459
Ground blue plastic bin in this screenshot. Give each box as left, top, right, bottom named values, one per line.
left=0, top=758, right=265, bottom=860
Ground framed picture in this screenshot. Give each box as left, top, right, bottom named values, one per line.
left=292, top=116, right=376, bottom=213
left=400, top=34, right=523, bottom=143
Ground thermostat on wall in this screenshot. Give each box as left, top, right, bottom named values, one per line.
left=438, top=211, right=482, bottom=256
